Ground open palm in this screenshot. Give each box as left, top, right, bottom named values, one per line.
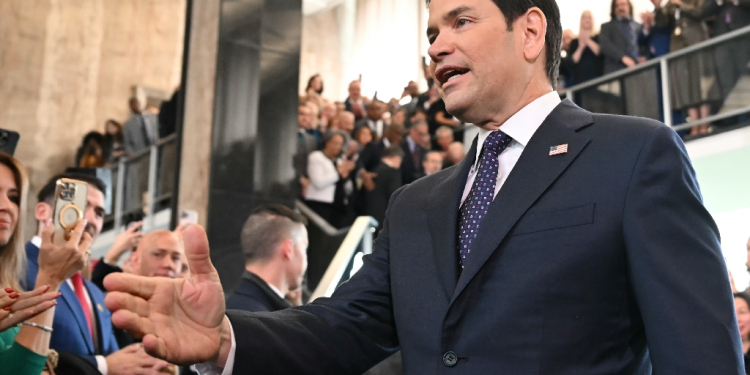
left=104, top=225, right=228, bottom=366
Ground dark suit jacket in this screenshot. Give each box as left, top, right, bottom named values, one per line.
left=226, top=271, right=293, bottom=312
left=25, top=242, right=120, bottom=365
left=295, top=130, right=318, bottom=179
left=703, top=0, right=750, bottom=35
left=399, top=137, right=426, bottom=185
left=358, top=140, right=388, bottom=172
left=599, top=19, right=648, bottom=74
left=364, top=162, right=402, bottom=230
left=224, top=100, right=742, bottom=374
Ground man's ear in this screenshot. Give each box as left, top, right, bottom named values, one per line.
left=521, top=7, right=548, bottom=63
left=280, top=239, right=294, bottom=260
left=130, top=251, right=141, bottom=270
left=35, top=202, right=51, bottom=224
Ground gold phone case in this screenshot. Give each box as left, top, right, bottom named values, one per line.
left=52, top=178, right=89, bottom=246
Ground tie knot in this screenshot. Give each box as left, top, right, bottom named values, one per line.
left=483, top=130, right=512, bottom=156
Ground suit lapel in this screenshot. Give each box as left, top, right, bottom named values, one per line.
left=59, top=282, right=95, bottom=353
left=452, top=100, right=594, bottom=301
left=427, top=136, right=478, bottom=300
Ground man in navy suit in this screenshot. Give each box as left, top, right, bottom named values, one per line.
left=226, top=204, right=308, bottom=312
left=104, top=0, right=743, bottom=373
left=27, top=173, right=166, bottom=374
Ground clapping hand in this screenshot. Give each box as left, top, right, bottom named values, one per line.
left=104, top=225, right=231, bottom=366
left=0, top=286, right=60, bottom=332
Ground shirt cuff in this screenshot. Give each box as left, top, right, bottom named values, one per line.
left=96, top=355, right=109, bottom=375
left=194, top=317, right=236, bottom=375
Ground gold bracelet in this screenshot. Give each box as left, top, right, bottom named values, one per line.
left=21, top=321, right=53, bottom=332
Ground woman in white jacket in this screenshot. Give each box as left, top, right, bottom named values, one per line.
left=304, top=131, right=356, bottom=228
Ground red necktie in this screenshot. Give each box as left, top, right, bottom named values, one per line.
left=71, top=272, right=95, bottom=342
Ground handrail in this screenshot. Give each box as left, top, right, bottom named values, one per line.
left=109, top=135, right=178, bottom=230
left=564, top=24, right=750, bottom=95
left=295, top=200, right=350, bottom=236
left=118, top=133, right=178, bottom=162
left=310, top=215, right=379, bottom=301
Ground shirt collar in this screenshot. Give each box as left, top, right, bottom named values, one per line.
left=266, top=282, right=285, bottom=299
left=31, top=236, right=42, bottom=248
left=407, top=136, right=416, bottom=152
left=382, top=138, right=391, bottom=148
left=474, top=91, right=561, bottom=166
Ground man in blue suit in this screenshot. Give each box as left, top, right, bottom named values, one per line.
left=26, top=173, right=165, bottom=374
left=104, top=0, right=743, bottom=373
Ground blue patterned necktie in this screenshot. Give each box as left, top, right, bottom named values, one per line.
left=458, top=130, right=513, bottom=268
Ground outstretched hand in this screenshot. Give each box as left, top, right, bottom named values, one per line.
left=104, top=225, right=231, bottom=367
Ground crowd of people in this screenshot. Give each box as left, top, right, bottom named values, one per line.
left=559, top=0, right=750, bottom=137
left=0, top=155, right=316, bottom=374
left=74, top=92, right=180, bottom=169
left=295, top=76, right=466, bottom=230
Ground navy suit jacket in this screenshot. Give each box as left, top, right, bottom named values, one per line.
left=225, top=271, right=292, bottom=313
left=225, top=100, right=742, bottom=374
left=25, top=242, right=120, bottom=364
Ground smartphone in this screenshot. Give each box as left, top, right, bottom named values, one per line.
left=180, top=209, right=198, bottom=225
left=0, top=129, right=20, bottom=156
left=53, top=179, right=89, bottom=246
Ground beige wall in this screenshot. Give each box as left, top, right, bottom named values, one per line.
left=0, top=0, right=185, bottom=233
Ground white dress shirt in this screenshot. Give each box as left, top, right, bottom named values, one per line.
left=31, top=236, right=109, bottom=375
left=200, top=91, right=563, bottom=375
left=367, top=119, right=385, bottom=139
left=461, top=91, right=561, bottom=205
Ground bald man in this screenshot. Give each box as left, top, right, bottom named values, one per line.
left=130, top=230, right=185, bottom=279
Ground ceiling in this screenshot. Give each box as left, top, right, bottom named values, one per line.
left=302, top=0, right=347, bottom=15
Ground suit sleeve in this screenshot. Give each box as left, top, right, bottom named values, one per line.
left=91, top=259, right=122, bottom=292
left=702, top=0, right=720, bottom=17
left=599, top=23, right=628, bottom=62
left=622, top=125, right=743, bottom=373
left=679, top=0, right=705, bottom=17
left=226, top=187, right=406, bottom=374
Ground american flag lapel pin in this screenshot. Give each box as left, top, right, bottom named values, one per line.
left=549, top=144, right=568, bottom=156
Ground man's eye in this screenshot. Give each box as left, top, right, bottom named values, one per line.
left=457, top=19, right=470, bottom=27
left=8, top=194, right=19, bottom=206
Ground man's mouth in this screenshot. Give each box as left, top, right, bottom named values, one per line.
left=435, top=66, right=470, bottom=86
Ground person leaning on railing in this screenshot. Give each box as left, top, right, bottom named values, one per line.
left=0, top=152, right=92, bottom=375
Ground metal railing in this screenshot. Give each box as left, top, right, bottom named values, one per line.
left=295, top=200, right=378, bottom=295
left=563, top=25, right=750, bottom=130
left=107, top=134, right=178, bottom=230
left=310, top=215, right=379, bottom=301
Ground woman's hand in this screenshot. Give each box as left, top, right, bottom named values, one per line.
left=0, top=286, right=60, bottom=332
left=36, top=219, right=93, bottom=288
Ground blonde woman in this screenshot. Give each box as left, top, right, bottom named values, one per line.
left=0, top=153, right=92, bottom=374
left=570, top=10, right=603, bottom=85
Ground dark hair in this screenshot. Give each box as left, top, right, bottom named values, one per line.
left=353, top=125, right=375, bottom=143
left=37, top=173, right=107, bottom=205
left=382, top=145, right=405, bottom=159
left=82, top=131, right=104, bottom=147
left=241, top=204, right=308, bottom=263
left=425, top=0, right=562, bottom=87
left=306, top=74, right=324, bottom=95
left=105, top=119, right=124, bottom=144
left=610, top=0, right=633, bottom=20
